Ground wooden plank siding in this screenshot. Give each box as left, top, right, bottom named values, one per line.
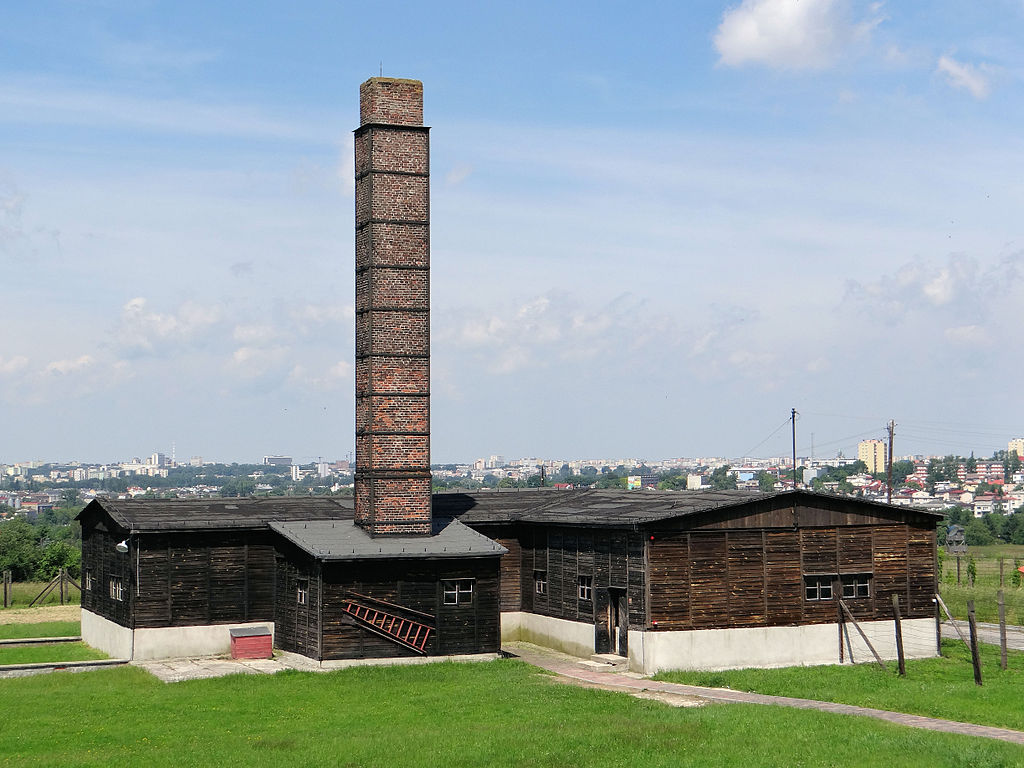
left=80, top=519, right=133, bottom=627
left=132, top=532, right=278, bottom=628
left=512, top=525, right=647, bottom=629
left=648, top=523, right=936, bottom=631
left=317, top=559, right=501, bottom=660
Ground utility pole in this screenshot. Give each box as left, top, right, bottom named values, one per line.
left=791, top=408, right=798, bottom=489
left=886, top=420, right=895, bottom=504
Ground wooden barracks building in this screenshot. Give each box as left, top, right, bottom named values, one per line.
left=78, top=78, right=941, bottom=672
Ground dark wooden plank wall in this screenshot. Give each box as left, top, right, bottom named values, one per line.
left=648, top=523, right=936, bottom=631
left=488, top=525, right=522, bottom=612
left=274, top=555, right=320, bottom=658
left=518, top=525, right=646, bottom=628
left=133, top=532, right=277, bottom=628
left=318, top=558, right=501, bottom=661
left=80, top=522, right=133, bottom=627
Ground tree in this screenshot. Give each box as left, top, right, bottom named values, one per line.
left=709, top=465, right=737, bottom=490
left=0, top=519, right=42, bottom=580
left=39, top=540, right=81, bottom=580
left=964, top=518, right=995, bottom=546
left=657, top=475, right=688, bottom=491
left=757, top=472, right=777, bottom=492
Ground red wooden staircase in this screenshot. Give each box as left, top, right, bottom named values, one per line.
left=341, top=594, right=434, bottom=654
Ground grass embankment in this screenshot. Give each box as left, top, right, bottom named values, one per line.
left=0, top=620, right=80, bottom=640
left=1, top=580, right=81, bottom=609
left=0, top=642, right=107, bottom=666
left=1, top=661, right=1022, bottom=767
left=657, top=640, right=1024, bottom=732
left=939, top=544, right=1024, bottom=624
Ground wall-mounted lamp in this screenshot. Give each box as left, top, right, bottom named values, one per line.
left=115, top=540, right=129, bottom=553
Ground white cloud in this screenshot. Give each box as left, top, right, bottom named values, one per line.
left=44, top=355, right=95, bottom=375
left=115, top=296, right=222, bottom=355
left=944, top=324, right=989, bottom=346
left=230, top=345, right=288, bottom=378
left=936, top=56, right=991, bottom=99
left=0, top=356, right=28, bottom=376
left=714, top=0, right=882, bottom=70
left=445, top=164, right=474, bottom=187
left=0, top=76, right=332, bottom=142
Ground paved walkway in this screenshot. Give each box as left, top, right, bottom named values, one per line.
left=505, top=642, right=1024, bottom=746
left=943, top=620, right=1024, bottom=650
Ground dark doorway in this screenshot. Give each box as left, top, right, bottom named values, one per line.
left=606, top=588, right=627, bottom=657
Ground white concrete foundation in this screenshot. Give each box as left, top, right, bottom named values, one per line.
left=81, top=609, right=276, bottom=661
left=501, top=611, right=595, bottom=658
left=628, top=618, right=939, bottom=675
left=81, top=609, right=133, bottom=659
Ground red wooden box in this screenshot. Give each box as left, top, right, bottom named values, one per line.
left=229, top=626, right=272, bottom=659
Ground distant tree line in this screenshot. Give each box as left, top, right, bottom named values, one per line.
left=0, top=493, right=82, bottom=581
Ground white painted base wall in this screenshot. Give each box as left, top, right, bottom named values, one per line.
left=81, top=609, right=275, bottom=661
left=498, top=611, right=938, bottom=675
left=501, top=611, right=595, bottom=658
left=628, top=618, right=939, bottom=675
left=81, top=609, right=133, bottom=659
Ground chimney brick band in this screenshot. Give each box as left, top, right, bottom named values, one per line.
left=354, top=78, right=431, bottom=537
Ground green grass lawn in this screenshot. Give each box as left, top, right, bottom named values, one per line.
left=1, top=580, right=81, bottom=609
left=0, top=641, right=107, bottom=666
left=1, top=660, right=1022, bottom=767
left=656, top=640, right=1024, bottom=732
left=939, top=544, right=1024, bottom=623
left=0, top=620, right=80, bottom=640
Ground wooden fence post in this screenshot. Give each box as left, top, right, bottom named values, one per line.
left=892, top=593, right=906, bottom=677
left=1000, top=558, right=1005, bottom=588
left=968, top=600, right=983, bottom=687
left=999, top=589, right=1008, bottom=671
left=957, top=555, right=961, bottom=586
left=839, top=600, right=886, bottom=670
left=2, top=570, right=10, bottom=608
left=838, top=601, right=845, bottom=663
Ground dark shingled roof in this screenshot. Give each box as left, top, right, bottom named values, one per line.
left=270, top=518, right=506, bottom=561
left=434, top=488, right=943, bottom=526
left=78, top=496, right=354, bottom=532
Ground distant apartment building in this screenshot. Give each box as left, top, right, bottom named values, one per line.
left=263, top=455, right=293, bottom=467
left=858, top=439, right=886, bottom=474
left=1009, top=438, right=1024, bottom=457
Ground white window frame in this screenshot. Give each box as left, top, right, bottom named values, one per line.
left=577, top=575, right=593, bottom=601
left=297, top=579, right=308, bottom=605
left=109, top=576, right=123, bottom=602
left=804, top=576, right=833, bottom=601
left=841, top=574, right=871, bottom=599
left=534, top=570, right=547, bottom=595
left=84, top=570, right=93, bottom=591
left=442, top=578, right=474, bottom=605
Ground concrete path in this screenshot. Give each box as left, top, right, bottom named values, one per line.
left=505, top=642, right=1024, bottom=746
left=943, top=620, right=1024, bottom=650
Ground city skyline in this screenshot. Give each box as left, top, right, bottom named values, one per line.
left=2, top=2, right=1023, bottom=464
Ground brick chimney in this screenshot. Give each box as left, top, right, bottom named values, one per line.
left=353, top=78, right=431, bottom=536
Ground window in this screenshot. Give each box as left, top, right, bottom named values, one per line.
left=442, top=579, right=474, bottom=605
left=842, top=574, right=871, bottom=599
left=804, top=576, right=832, bottom=601
left=297, top=579, right=308, bottom=605
left=109, top=576, right=123, bottom=602
left=534, top=571, right=547, bottom=595
left=84, top=570, right=93, bottom=591
left=577, top=575, right=593, bottom=601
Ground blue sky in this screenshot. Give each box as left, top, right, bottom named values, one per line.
left=2, top=0, right=1023, bottom=464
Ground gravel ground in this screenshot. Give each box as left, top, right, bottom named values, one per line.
left=0, top=605, right=80, bottom=625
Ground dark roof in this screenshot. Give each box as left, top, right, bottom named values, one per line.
left=78, top=496, right=354, bottom=532
left=270, top=518, right=506, bottom=561
left=434, top=488, right=944, bottom=527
